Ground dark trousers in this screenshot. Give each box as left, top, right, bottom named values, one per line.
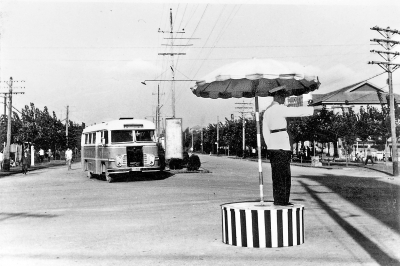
left=22, top=163, right=28, bottom=174
left=365, top=155, right=374, bottom=165
left=268, top=150, right=292, bottom=204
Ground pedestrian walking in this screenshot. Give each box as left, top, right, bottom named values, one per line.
left=263, top=90, right=324, bottom=206
left=65, top=147, right=73, bottom=170
left=47, top=149, right=52, bottom=162
left=22, top=149, right=29, bottom=174
left=0, top=150, right=3, bottom=170
left=39, top=148, right=44, bottom=163
left=365, top=146, right=374, bottom=165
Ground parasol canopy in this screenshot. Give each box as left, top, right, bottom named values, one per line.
left=190, top=58, right=321, bottom=203
left=191, top=58, right=320, bottom=99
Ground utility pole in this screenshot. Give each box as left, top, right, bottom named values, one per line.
left=142, top=8, right=197, bottom=118
left=201, top=128, right=203, bottom=154
left=191, top=129, right=194, bottom=151
left=235, top=101, right=253, bottom=158
left=3, top=94, right=6, bottom=118
left=157, top=85, right=160, bottom=136
left=66, top=105, right=69, bottom=147
left=369, top=26, right=400, bottom=176
left=0, top=77, right=25, bottom=171
left=217, top=116, right=219, bottom=155
left=158, top=8, right=192, bottom=118
left=152, top=84, right=165, bottom=137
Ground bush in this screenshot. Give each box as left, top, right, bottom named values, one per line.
left=157, top=143, right=166, bottom=170
left=187, top=154, right=201, bottom=171
left=182, top=151, right=189, bottom=166
left=169, top=158, right=183, bottom=170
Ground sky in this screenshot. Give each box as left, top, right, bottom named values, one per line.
left=1, top=0, right=400, bottom=130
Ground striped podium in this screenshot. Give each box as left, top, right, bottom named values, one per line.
left=221, top=202, right=304, bottom=248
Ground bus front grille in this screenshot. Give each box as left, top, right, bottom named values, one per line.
left=126, top=146, right=143, bottom=167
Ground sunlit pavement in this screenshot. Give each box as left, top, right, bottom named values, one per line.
left=0, top=155, right=399, bottom=266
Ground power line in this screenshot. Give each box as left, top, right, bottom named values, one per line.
left=3, top=44, right=370, bottom=49
left=5, top=52, right=373, bottom=62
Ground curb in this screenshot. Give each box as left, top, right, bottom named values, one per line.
left=0, top=161, right=78, bottom=178
left=218, top=155, right=393, bottom=176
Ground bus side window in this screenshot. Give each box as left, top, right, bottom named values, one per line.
left=103, top=130, right=108, bottom=145
left=93, top=133, right=96, bottom=144
left=85, top=134, right=89, bottom=144
left=89, top=133, right=92, bottom=144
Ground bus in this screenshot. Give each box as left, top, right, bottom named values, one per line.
left=81, top=118, right=163, bottom=182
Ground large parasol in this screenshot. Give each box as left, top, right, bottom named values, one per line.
left=190, top=58, right=321, bottom=203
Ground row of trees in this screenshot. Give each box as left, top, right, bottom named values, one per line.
left=184, top=103, right=400, bottom=158
left=3, top=101, right=397, bottom=160
left=0, top=103, right=84, bottom=152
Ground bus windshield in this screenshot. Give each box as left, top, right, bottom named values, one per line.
left=111, top=130, right=134, bottom=143
left=135, top=130, right=154, bottom=142
left=111, top=130, right=154, bottom=143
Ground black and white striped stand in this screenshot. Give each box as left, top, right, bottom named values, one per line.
left=221, top=202, right=304, bottom=248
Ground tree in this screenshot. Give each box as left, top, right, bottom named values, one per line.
left=1, top=102, right=83, bottom=155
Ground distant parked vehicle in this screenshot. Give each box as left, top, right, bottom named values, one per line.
left=375, top=151, right=384, bottom=161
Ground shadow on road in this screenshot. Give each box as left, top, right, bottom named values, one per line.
left=126, top=171, right=175, bottom=182
left=299, top=174, right=399, bottom=233
left=0, top=212, right=58, bottom=222
left=91, top=171, right=175, bottom=183
left=298, top=179, right=399, bottom=266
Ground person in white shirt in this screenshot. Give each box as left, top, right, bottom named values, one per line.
left=263, top=91, right=323, bottom=206
left=65, top=148, right=73, bottom=170
left=39, top=148, right=45, bottom=163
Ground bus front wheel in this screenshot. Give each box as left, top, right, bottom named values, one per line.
left=87, top=171, right=93, bottom=179
left=106, top=173, right=114, bottom=183
left=102, top=164, right=114, bottom=183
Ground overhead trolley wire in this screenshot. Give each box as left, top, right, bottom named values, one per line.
left=189, top=5, right=241, bottom=82
left=176, top=5, right=241, bottom=106
left=184, top=5, right=229, bottom=79
left=5, top=44, right=371, bottom=49
left=172, top=4, right=209, bottom=88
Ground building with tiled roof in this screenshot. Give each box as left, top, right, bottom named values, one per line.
left=308, top=81, right=400, bottom=113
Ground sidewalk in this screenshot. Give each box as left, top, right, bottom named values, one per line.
left=0, top=160, right=71, bottom=178
left=292, top=160, right=395, bottom=175
left=220, top=154, right=395, bottom=176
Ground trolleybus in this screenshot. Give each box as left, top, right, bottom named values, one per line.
left=81, top=118, right=163, bottom=182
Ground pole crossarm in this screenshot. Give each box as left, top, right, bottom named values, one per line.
left=370, top=50, right=400, bottom=56
left=370, top=50, right=400, bottom=61
left=368, top=61, right=400, bottom=66
left=370, top=38, right=400, bottom=48
left=368, top=61, right=400, bottom=72
left=143, top=79, right=196, bottom=83
left=164, top=38, right=200, bottom=40
left=0, top=92, right=25, bottom=95
left=161, top=44, right=193, bottom=47
left=158, top=53, right=186, bottom=56
left=370, top=26, right=400, bottom=34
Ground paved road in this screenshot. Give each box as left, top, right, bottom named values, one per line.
left=0, top=155, right=399, bottom=266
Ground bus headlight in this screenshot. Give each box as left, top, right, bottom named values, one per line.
left=115, top=155, right=123, bottom=167
left=147, top=154, right=155, bottom=166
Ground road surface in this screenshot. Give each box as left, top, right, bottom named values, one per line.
left=0, top=155, right=399, bottom=266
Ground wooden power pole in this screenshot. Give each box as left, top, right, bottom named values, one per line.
left=369, top=26, right=400, bottom=176
left=1, top=77, right=25, bottom=171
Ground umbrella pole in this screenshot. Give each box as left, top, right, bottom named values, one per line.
left=255, top=96, right=264, bottom=203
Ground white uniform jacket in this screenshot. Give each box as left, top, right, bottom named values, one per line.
left=263, top=102, right=314, bottom=151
